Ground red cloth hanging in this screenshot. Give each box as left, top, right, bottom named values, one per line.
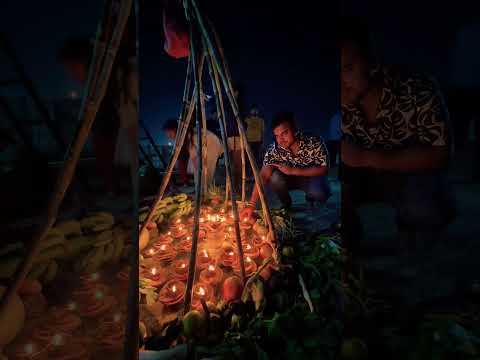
left=163, top=6, right=189, bottom=59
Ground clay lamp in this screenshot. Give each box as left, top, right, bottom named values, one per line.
left=219, top=245, right=236, bottom=267
left=157, top=231, right=174, bottom=244
left=172, top=259, right=189, bottom=281
left=259, top=243, right=274, bottom=260
left=78, top=288, right=116, bottom=319
left=240, top=217, right=252, bottom=230
left=171, top=220, right=188, bottom=239
left=175, top=236, right=193, bottom=254
left=243, top=241, right=259, bottom=259
left=191, top=283, right=214, bottom=310
left=7, top=341, right=49, bottom=360
left=199, top=264, right=223, bottom=286
left=158, top=280, right=185, bottom=306
left=233, top=256, right=257, bottom=277
left=143, top=247, right=156, bottom=258
left=152, top=243, right=175, bottom=263
left=197, top=248, right=214, bottom=270
left=142, top=267, right=167, bottom=287
left=253, top=235, right=265, bottom=246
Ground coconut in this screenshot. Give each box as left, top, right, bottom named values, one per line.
left=182, top=310, right=206, bottom=339
left=0, top=286, right=26, bottom=347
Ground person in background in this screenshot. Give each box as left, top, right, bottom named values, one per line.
left=340, top=17, right=456, bottom=271
left=327, top=111, right=341, bottom=168
left=58, top=37, right=119, bottom=195
left=241, top=112, right=331, bottom=219
left=245, top=104, right=265, bottom=166
left=163, top=119, right=191, bottom=186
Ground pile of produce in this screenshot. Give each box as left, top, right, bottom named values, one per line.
left=0, top=212, right=132, bottom=360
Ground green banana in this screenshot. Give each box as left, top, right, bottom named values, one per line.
left=42, top=261, right=58, bottom=284
left=174, top=193, right=188, bottom=202
left=84, top=246, right=104, bottom=273
left=34, top=245, right=65, bottom=264
left=103, top=242, right=115, bottom=263
left=54, top=220, right=82, bottom=237
left=0, top=257, right=21, bottom=279
left=111, top=235, right=125, bottom=264
left=63, top=236, right=91, bottom=258
left=27, top=262, right=49, bottom=280
left=91, top=223, right=113, bottom=232
left=39, top=234, right=65, bottom=252
left=92, top=230, right=114, bottom=247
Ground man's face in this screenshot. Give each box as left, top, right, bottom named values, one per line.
left=63, top=61, right=88, bottom=84
left=273, top=122, right=295, bottom=149
left=341, top=42, right=370, bottom=105
left=164, top=129, right=176, bottom=140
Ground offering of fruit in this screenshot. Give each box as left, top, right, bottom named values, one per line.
left=222, top=276, right=243, bottom=302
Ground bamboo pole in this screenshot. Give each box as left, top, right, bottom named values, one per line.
left=192, top=3, right=276, bottom=243
left=206, top=46, right=246, bottom=282
left=0, top=0, right=133, bottom=314
left=139, top=52, right=205, bottom=237
left=175, top=54, right=192, bottom=147
left=183, top=24, right=203, bottom=313
left=199, top=51, right=209, bottom=200
left=240, top=124, right=246, bottom=203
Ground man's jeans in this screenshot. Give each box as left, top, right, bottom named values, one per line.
left=269, top=170, right=331, bottom=207
left=341, top=164, right=456, bottom=253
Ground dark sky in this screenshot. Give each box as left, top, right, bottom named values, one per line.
left=139, top=0, right=340, bottom=144
left=0, top=1, right=102, bottom=100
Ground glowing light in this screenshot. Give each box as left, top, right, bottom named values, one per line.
left=24, top=343, right=35, bottom=354
left=51, top=333, right=64, bottom=346
left=177, top=219, right=181, bottom=224
left=180, top=263, right=186, bottom=269
left=148, top=249, right=154, bottom=255
left=200, top=218, right=205, bottom=223
left=246, top=257, right=252, bottom=263
left=172, top=285, right=177, bottom=293
left=198, top=287, right=206, bottom=296
left=95, top=291, right=104, bottom=299
left=167, top=231, right=172, bottom=236
left=67, top=302, right=77, bottom=311
left=203, top=250, right=208, bottom=258
left=208, top=265, right=215, bottom=271
left=262, top=236, right=265, bottom=241
left=160, top=244, right=166, bottom=251
left=187, top=236, right=191, bottom=241
left=246, top=244, right=251, bottom=250
left=179, top=226, right=183, bottom=231
left=151, top=268, right=157, bottom=275
left=228, top=251, right=234, bottom=256
left=91, top=273, right=99, bottom=281
left=243, top=218, right=248, bottom=222
left=228, top=227, right=233, bottom=232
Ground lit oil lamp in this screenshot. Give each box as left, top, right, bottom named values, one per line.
left=219, top=245, right=236, bottom=267
left=143, top=247, right=156, bottom=258
left=78, top=287, right=116, bottom=319
left=157, top=231, right=174, bottom=244
left=199, top=264, right=223, bottom=286
left=233, top=255, right=258, bottom=277
left=175, top=238, right=193, bottom=254
left=172, top=258, right=189, bottom=281
left=32, top=306, right=82, bottom=345
left=158, top=280, right=185, bottom=306
left=243, top=241, right=260, bottom=259
left=171, top=221, right=188, bottom=238
left=240, top=217, right=252, bottom=230
left=191, top=283, right=214, bottom=310
left=253, top=235, right=265, bottom=246
left=152, top=243, right=174, bottom=263
left=142, top=267, right=166, bottom=287
left=197, top=248, right=214, bottom=269
left=48, top=334, right=91, bottom=360
left=7, top=341, right=48, bottom=360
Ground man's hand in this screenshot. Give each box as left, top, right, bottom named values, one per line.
left=341, top=140, right=374, bottom=168
left=241, top=206, right=254, bottom=219
left=271, top=164, right=297, bottom=175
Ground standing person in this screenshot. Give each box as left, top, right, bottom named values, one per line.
left=241, top=112, right=331, bottom=219
left=327, top=111, right=341, bottom=168
left=57, top=38, right=119, bottom=195
left=163, top=120, right=223, bottom=188
left=339, top=17, right=456, bottom=269
left=163, top=119, right=191, bottom=186
left=245, top=104, right=265, bottom=166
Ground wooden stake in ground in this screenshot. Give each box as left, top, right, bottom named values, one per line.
left=0, top=0, right=133, bottom=314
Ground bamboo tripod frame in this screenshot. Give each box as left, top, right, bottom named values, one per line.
left=0, top=1, right=136, bottom=359
left=139, top=0, right=277, bottom=315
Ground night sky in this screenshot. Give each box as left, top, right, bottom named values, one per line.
left=1, top=0, right=478, bottom=146
left=0, top=1, right=102, bottom=100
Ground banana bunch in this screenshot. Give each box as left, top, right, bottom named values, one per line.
left=54, top=219, right=82, bottom=238
left=139, top=194, right=192, bottom=225
left=26, top=229, right=67, bottom=285
left=80, top=212, right=115, bottom=234
left=73, top=224, right=127, bottom=273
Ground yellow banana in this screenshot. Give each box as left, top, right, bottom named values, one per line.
left=174, top=193, right=188, bottom=202
left=54, top=220, right=82, bottom=237
left=39, top=234, right=65, bottom=252
left=111, top=235, right=125, bottom=264
left=63, top=236, right=91, bottom=258
left=84, top=246, right=104, bottom=273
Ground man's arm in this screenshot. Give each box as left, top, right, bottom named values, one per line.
left=341, top=140, right=449, bottom=172
left=249, top=165, right=274, bottom=206
left=292, top=166, right=328, bottom=177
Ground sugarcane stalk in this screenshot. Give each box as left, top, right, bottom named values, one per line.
left=190, top=1, right=275, bottom=242
left=183, top=23, right=203, bottom=313
left=0, top=0, right=133, bottom=315
left=199, top=51, right=208, bottom=200
left=206, top=44, right=246, bottom=282
left=299, top=274, right=315, bottom=313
